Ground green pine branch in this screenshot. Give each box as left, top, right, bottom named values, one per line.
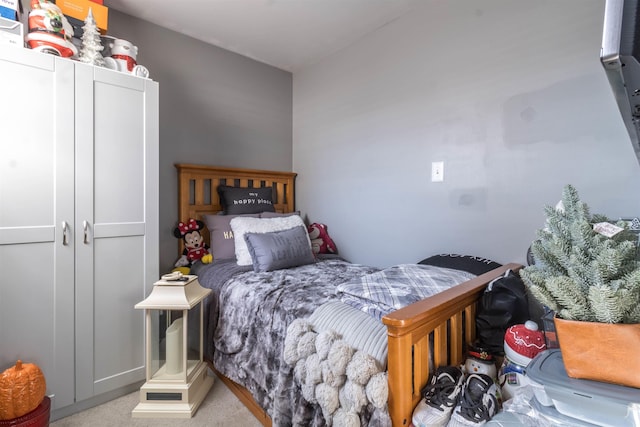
left=521, top=184, right=640, bottom=324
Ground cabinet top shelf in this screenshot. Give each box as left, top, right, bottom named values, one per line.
left=0, top=44, right=156, bottom=83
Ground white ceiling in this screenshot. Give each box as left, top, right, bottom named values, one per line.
left=104, top=0, right=421, bottom=72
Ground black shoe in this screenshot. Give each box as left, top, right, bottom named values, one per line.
left=412, top=366, right=464, bottom=427
left=446, top=373, right=498, bottom=426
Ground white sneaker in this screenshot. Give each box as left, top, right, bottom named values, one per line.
left=446, top=373, right=499, bottom=426
left=412, top=366, right=464, bottom=427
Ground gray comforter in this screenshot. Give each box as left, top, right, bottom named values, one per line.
left=192, top=256, right=379, bottom=426
left=191, top=257, right=478, bottom=426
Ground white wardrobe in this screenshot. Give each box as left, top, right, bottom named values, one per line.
left=0, top=45, right=158, bottom=418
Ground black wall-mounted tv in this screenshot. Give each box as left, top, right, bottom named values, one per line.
left=601, top=0, right=640, bottom=165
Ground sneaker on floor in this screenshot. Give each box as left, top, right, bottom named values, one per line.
left=412, top=366, right=464, bottom=427
left=446, top=373, right=499, bottom=426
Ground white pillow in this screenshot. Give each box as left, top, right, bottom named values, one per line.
left=230, top=215, right=311, bottom=266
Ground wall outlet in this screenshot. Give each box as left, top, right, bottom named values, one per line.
left=431, top=161, right=444, bottom=182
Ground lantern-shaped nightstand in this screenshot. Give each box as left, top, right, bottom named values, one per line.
left=132, top=275, right=214, bottom=418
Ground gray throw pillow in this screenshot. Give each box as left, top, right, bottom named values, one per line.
left=244, top=226, right=315, bottom=272
left=202, top=213, right=260, bottom=260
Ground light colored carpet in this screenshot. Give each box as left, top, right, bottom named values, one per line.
left=50, top=377, right=263, bottom=427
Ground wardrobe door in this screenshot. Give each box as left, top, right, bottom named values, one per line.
left=74, top=63, right=158, bottom=400
left=0, top=47, right=75, bottom=410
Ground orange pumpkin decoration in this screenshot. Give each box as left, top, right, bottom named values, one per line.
left=0, top=360, right=46, bottom=420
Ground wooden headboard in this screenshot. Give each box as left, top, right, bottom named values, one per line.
left=175, top=163, right=297, bottom=254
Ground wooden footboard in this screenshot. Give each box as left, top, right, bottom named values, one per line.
left=382, top=263, right=522, bottom=426
left=209, top=263, right=522, bottom=427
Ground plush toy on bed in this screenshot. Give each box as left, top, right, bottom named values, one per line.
left=173, top=219, right=212, bottom=270
left=308, top=223, right=337, bottom=254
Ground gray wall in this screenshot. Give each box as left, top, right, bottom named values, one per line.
left=88, top=1, right=640, bottom=270
left=107, top=11, right=293, bottom=272
left=293, top=0, right=640, bottom=267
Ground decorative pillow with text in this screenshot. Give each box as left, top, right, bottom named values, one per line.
left=244, top=226, right=315, bottom=272
left=218, top=185, right=275, bottom=215
left=202, top=213, right=260, bottom=260
left=230, top=215, right=310, bottom=266
left=418, top=254, right=502, bottom=275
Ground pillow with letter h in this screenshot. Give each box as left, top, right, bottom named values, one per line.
left=202, top=213, right=260, bottom=260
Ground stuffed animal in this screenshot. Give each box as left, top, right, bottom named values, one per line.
left=308, top=223, right=337, bottom=254
left=173, top=219, right=211, bottom=268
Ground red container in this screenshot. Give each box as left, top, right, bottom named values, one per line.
left=0, top=397, right=50, bottom=427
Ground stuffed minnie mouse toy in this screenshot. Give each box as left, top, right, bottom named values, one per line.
left=173, top=219, right=212, bottom=268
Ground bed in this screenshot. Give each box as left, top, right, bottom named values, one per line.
left=175, top=163, right=522, bottom=426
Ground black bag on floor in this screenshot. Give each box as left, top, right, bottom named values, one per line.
left=475, top=269, right=530, bottom=355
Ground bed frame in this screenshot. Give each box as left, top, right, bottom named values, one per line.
left=176, top=163, right=297, bottom=256
left=175, top=163, right=522, bottom=426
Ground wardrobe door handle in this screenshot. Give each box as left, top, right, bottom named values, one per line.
left=62, top=221, right=69, bottom=245
left=83, top=220, right=90, bottom=244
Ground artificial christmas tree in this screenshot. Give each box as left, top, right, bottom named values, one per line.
left=78, top=9, right=105, bottom=67
left=520, top=184, right=640, bottom=388
left=520, top=184, right=640, bottom=324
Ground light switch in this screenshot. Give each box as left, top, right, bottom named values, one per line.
left=431, top=161, right=444, bottom=182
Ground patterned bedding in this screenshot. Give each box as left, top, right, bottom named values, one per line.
left=337, top=264, right=476, bottom=321
left=192, top=256, right=379, bottom=426
left=191, top=258, right=477, bottom=426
